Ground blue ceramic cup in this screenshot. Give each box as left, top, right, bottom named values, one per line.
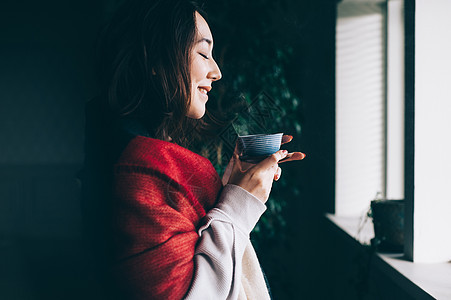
left=237, top=133, right=283, bottom=163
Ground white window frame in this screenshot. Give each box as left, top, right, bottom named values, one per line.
left=405, top=0, right=451, bottom=263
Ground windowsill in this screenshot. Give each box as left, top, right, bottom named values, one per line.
left=326, top=213, right=451, bottom=300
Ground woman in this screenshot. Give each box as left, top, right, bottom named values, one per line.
left=82, top=0, right=305, bottom=299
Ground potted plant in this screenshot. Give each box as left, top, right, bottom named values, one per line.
left=370, top=197, right=405, bottom=252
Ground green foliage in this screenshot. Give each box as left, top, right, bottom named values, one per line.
left=191, top=2, right=306, bottom=297
left=201, top=1, right=303, bottom=250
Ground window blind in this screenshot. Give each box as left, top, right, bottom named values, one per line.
left=335, top=2, right=386, bottom=216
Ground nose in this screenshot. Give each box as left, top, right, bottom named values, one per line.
left=208, top=58, right=222, bottom=81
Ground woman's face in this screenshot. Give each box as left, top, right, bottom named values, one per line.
left=186, top=12, right=222, bottom=119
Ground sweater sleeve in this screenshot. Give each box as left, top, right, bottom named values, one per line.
left=184, top=184, right=267, bottom=300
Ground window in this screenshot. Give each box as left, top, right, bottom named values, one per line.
left=335, top=0, right=451, bottom=263
left=335, top=0, right=402, bottom=216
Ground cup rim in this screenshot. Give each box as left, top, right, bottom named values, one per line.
left=238, top=132, right=284, bottom=138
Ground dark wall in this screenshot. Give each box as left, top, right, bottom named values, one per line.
left=0, top=0, right=102, bottom=238
left=0, top=0, right=101, bottom=164
left=0, top=1, right=103, bottom=298
left=280, top=1, right=337, bottom=299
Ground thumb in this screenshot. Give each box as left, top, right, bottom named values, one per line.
left=227, top=154, right=243, bottom=185
left=231, top=153, right=242, bottom=173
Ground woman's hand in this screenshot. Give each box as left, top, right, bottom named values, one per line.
left=276, top=135, right=306, bottom=164
left=221, top=134, right=306, bottom=186
left=227, top=150, right=289, bottom=203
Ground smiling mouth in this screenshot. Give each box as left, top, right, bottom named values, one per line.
left=198, top=87, right=208, bottom=95
left=198, top=87, right=211, bottom=98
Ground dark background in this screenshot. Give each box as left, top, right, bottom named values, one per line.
left=0, top=0, right=364, bottom=299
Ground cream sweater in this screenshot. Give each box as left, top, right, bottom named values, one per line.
left=184, top=184, right=271, bottom=300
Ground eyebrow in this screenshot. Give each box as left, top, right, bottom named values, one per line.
left=197, top=37, right=212, bottom=45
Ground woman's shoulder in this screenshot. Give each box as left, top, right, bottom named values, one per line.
left=115, top=136, right=223, bottom=207
left=115, top=135, right=218, bottom=178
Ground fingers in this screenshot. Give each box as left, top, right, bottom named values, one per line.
left=279, top=135, right=307, bottom=163
left=274, top=167, right=282, bottom=181
left=278, top=152, right=306, bottom=164
left=227, top=153, right=245, bottom=185
left=233, top=140, right=241, bottom=156
left=221, top=154, right=236, bottom=186
left=271, top=150, right=289, bottom=164
left=231, top=153, right=242, bottom=172
left=281, top=134, right=293, bottom=145
left=257, top=150, right=289, bottom=171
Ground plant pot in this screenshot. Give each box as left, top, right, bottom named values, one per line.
left=370, top=199, right=405, bottom=252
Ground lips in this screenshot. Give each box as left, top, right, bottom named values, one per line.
left=198, top=87, right=208, bottom=95
left=198, top=86, right=211, bottom=95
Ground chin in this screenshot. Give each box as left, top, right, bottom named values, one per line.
left=193, top=112, right=205, bottom=119
left=186, top=109, right=206, bottom=119
left=186, top=101, right=206, bottom=119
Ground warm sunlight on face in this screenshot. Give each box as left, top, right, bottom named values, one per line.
left=186, top=12, right=222, bottom=119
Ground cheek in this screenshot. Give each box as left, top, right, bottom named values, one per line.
left=190, top=58, right=208, bottom=81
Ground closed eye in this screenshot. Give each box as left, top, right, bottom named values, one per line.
left=199, top=53, right=209, bottom=59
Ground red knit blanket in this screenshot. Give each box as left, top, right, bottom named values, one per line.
left=111, top=136, right=222, bottom=299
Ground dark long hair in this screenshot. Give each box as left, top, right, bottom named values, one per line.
left=97, top=0, right=214, bottom=147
